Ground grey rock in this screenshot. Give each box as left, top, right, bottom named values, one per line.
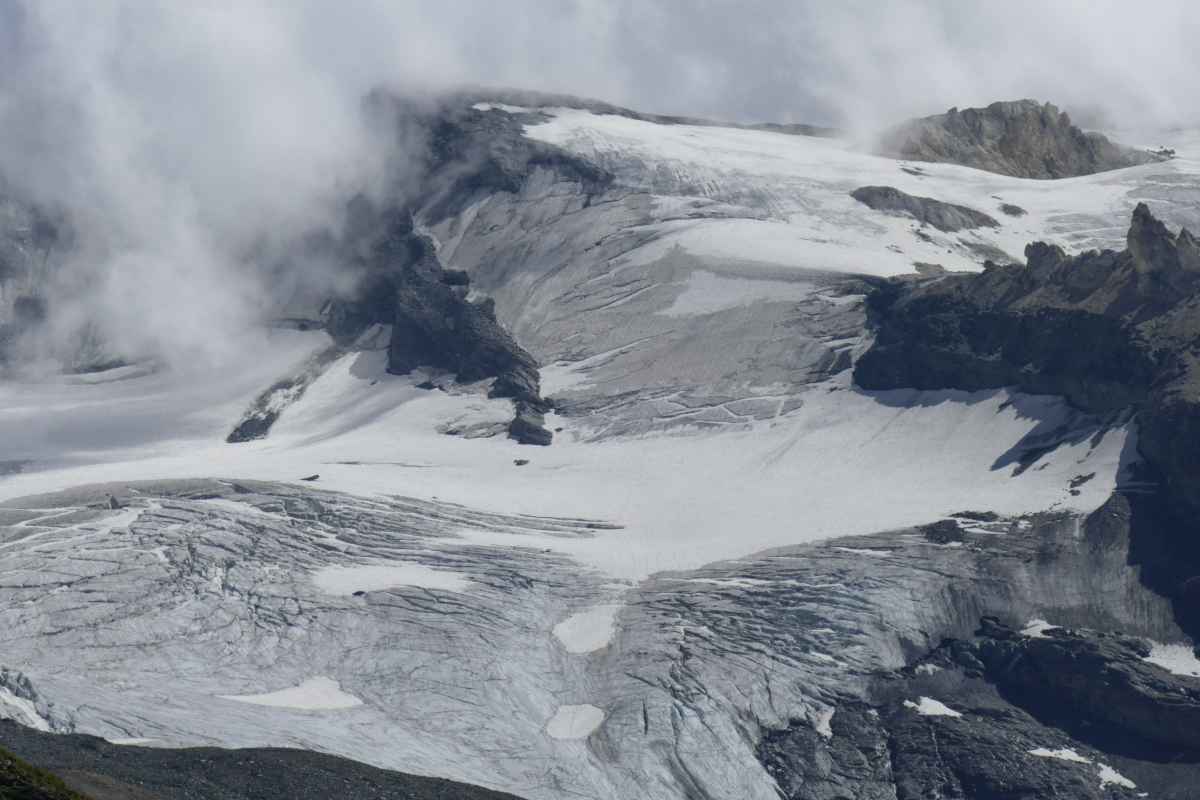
left=878, top=100, right=1164, bottom=179
left=850, top=186, right=999, bottom=232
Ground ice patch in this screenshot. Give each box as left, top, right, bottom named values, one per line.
left=0, top=686, right=50, bottom=732
left=1143, top=642, right=1200, bottom=678
left=660, top=270, right=814, bottom=317
left=553, top=603, right=621, bottom=654
left=914, top=663, right=942, bottom=675
left=545, top=704, right=605, bottom=740
left=1020, top=619, right=1060, bottom=639
left=313, top=563, right=472, bottom=595
left=218, top=676, right=363, bottom=710
left=903, top=697, right=963, bottom=718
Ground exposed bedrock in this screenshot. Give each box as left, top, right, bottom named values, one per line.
left=855, top=203, right=1200, bottom=633
left=850, top=185, right=999, bottom=232
left=877, top=99, right=1165, bottom=179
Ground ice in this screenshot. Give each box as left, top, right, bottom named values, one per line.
left=218, top=677, right=363, bottom=710
left=903, top=697, right=963, bottom=718
left=1029, top=747, right=1090, bottom=763
left=545, top=704, right=605, bottom=739
left=0, top=685, right=50, bottom=732
left=312, top=563, right=472, bottom=595
left=553, top=603, right=621, bottom=654
left=1143, top=642, right=1200, bottom=678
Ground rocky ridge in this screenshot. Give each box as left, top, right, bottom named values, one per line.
left=878, top=100, right=1164, bottom=179
left=851, top=185, right=999, bottom=232
left=0, top=721, right=524, bottom=800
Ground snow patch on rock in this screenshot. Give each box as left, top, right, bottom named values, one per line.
left=903, top=697, right=963, bottom=718
left=1143, top=642, right=1200, bottom=678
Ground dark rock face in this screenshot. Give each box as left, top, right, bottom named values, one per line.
left=757, top=704, right=894, bottom=800
left=0, top=721, right=524, bottom=800
left=878, top=100, right=1164, bottom=179
left=973, top=618, right=1200, bottom=756
left=326, top=206, right=551, bottom=445
left=850, top=186, right=999, bottom=232
left=226, top=344, right=344, bottom=443
left=847, top=618, right=1200, bottom=800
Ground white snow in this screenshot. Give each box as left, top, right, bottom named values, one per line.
left=1020, top=619, right=1061, bottom=639
left=472, top=102, right=536, bottom=115
left=107, top=737, right=156, bottom=745
left=660, top=269, right=815, bottom=317
left=1097, top=763, right=1137, bottom=789
left=1030, top=747, right=1138, bottom=789
left=1143, top=642, right=1200, bottom=678
left=313, top=562, right=472, bottom=595
left=914, top=664, right=942, bottom=675
left=903, top=697, right=963, bottom=718
left=813, top=707, right=835, bottom=739
left=0, top=359, right=1129, bottom=584
left=1029, top=747, right=1090, bottom=764
left=218, top=676, right=363, bottom=710
left=545, top=704, right=605, bottom=739
left=522, top=107, right=1187, bottom=279
left=553, top=603, right=621, bottom=654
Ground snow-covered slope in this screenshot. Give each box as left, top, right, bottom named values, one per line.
left=2, top=99, right=1199, bottom=799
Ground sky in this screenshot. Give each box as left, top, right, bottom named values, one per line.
left=0, top=0, right=1197, bottom=370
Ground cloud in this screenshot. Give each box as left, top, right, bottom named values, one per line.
left=1, top=0, right=1195, bottom=369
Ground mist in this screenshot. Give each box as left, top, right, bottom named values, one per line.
left=1, top=0, right=1196, bottom=372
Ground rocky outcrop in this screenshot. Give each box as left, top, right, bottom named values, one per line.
left=855, top=203, right=1200, bottom=633
left=866, top=618, right=1200, bottom=799
left=850, top=186, right=999, bottom=232
left=326, top=206, right=552, bottom=445
left=972, top=618, right=1200, bottom=755
left=878, top=100, right=1164, bottom=179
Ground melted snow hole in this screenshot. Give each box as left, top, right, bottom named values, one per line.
left=546, top=704, right=605, bottom=740
left=218, top=676, right=363, bottom=710
left=553, top=603, right=621, bottom=654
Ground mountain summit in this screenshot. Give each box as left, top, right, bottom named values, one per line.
left=878, top=99, right=1165, bottom=178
